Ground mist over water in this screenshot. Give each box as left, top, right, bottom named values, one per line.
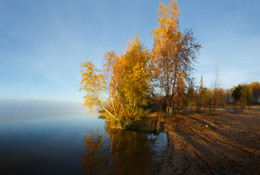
left=0, top=99, right=89, bottom=120
left=0, top=99, right=167, bottom=175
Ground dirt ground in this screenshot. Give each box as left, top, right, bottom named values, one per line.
left=153, top=110, right=260, bottom=175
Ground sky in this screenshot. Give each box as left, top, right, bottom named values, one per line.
left=0, top=0, right=259, bottom=102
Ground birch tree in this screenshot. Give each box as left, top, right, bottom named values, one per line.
left=152, top=0, right=201, bottom=115
left=79, top=61, right=117, bottom=120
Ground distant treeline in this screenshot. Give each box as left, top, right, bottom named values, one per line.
left=79, top=0, right=259, bottom=128
left=153, top=80, right=260, bottom=112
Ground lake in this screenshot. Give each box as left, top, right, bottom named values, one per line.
left=0, top=100, right=167, bottom=175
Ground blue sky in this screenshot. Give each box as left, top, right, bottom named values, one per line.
left=0, top=0, right=259, bottom=102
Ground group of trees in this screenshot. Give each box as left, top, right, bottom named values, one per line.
left=80, top=0, right=201, bottom=127
left=80, top=35, right=152, bottom=126
left=231, top=82, right=260, bottom=109
left=172, top=80, right=260, bottom=112
left=79, top=0, right=259, bottom=127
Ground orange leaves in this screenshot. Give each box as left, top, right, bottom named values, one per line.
left=102, top=35, right=152, bottom=118
left=79, top=61, right=107, bottom=111
left=151, top=0, right=201, bottom=113
left=151, top=0, right=182, bottom=86
left=121, top=36, right=152, bottom=108
left=80, top=0, right=201, bottom=116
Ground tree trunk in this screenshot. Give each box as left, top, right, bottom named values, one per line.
left=100, top=102, right=118, bottom=120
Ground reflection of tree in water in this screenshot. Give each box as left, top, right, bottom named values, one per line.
left=110, top=130, right=160, bottom=175
left=80, top=126, right=166, bottom=175
left=80, top=129, right=112, bottom=175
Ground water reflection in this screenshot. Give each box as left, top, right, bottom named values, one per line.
left=0, top=107, right=105, bottom=175
left=80, top=128, right=167, bottom=175
left=80, top=129, right=112, bottom=174
left=0, top=101, right=167, bottom=175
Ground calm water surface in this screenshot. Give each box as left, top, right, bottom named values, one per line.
left=0, top=105, right=167, bottom=175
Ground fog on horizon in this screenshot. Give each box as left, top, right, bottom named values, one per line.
left=0, top=99, right=90, bottom=120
